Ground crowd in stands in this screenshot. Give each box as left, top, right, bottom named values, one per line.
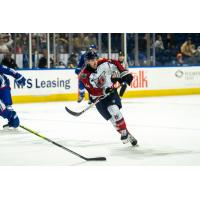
left=0, top=33, right=98, bottom=69
left=153, top=34, right=200, bottom=66
left=0, top=33, right=200, bottom=68
left=126, top=33, right=200, bottom=66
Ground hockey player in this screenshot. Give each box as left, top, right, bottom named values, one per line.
left=118, top=51, right=129, bottom=97
left=118, top=51, right=128, bottom=70
left=79, top=51, right=137, bottom=146
left=75, top=44, right=97, bottom=103
left=0, top=64, right=26, bottom=128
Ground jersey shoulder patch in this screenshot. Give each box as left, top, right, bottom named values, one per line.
left=80, top=73, right=87, bottom=79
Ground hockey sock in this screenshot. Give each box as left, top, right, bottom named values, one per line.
left=107, top=105, right=127, bottom=135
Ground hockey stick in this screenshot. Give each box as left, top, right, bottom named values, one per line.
left=65, top=86, right=121, bottom=117
left=3, top=124, right=106, bottom=161
left=65, top=96, right=102, bottom=117
left=119, top=83, right=127, bottom=97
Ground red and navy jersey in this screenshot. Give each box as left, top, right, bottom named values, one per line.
left=79, top=58, right=126, bottom=97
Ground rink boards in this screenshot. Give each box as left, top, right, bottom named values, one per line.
left=9, top=66, right=200, bottom=103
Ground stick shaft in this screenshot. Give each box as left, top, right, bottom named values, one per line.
left=19, top=125, right=106, bottom=161
left=20, top=125, right=87, bottom=160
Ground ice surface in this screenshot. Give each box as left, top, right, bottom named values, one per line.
left=1, top=95, right=200, bottom=166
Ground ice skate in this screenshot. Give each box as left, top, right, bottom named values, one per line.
left=120, top=130, right=129, bottom=144
left=128, top=133, right=138, bottom=146
left=121, top=130, right=138, bottom=146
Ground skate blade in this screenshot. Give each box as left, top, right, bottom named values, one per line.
left=122, top=138, right=129, bottom=144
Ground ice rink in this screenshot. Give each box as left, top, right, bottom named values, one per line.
left=1, top=95, right=200, bottom=166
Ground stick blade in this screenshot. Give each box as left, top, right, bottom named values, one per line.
left=65, top=106, right=83, bottom=117
left=86, top=157, right=107, bottom=161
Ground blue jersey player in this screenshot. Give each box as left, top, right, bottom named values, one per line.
left=75, top=44, right=97, bottom=103
left=0, top=65, right=26, bottom=128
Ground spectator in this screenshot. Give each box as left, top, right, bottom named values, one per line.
left=1, top=52, right=18, bottom=69
left=138, top=34, right=147, bottom=65
left=176, top=52, right=184, bottom=66
left=38, top=50, right=54, bottom=68
left=139, top=34, right=147, bottom=52
left=118, top=51, right=128, bottom=70
left=67, top=52, right=77, bottom=68
left=57, top=61, right=66, bottom=68
left=56, top=34, right=68, bottom=53
left=0, top=34, right=13, bottom=64
left=112, top=34, right=121, bottom=52
left=154, top=35, right=164, bottom=50
left=4, top=34, right=13, bottom=45
left=191, top=44, right=199, bottom=56
left=38, top=33, right=47, bottom=50
left=180, top=38, right=196, bottom=57
left=21, top=34, right=29, bottom=53
left=73, top=34, right=96, bottom=53
left=166, top=33, right=175, bottom=49
left=0, top=34, right=12, bottom=62
left=15, top=33, right=22, bottom=47
left=0, top=34, right=13, bottom=53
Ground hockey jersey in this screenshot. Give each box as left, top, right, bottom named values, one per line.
left=75, top=52, right=86, bottom=75
left=79, top=58, right=127, bottom=98
left=0, top=65, right=18, bottom=88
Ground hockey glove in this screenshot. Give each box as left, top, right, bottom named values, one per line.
left=105, top=86, right=115, bottom=95
left=121, top=73, right=133, bottom=86
left=15, top=73, right=26, bottom=86
left=90, top=96, right=104, bottom=103
left=111, top=77, right=123, bottom=84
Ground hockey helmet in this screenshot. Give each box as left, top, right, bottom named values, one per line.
left=85, top=51, right=98, bottom=60
left=89, top=44, right=97, bottom=50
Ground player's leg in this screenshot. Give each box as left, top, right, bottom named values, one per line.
left=77, top=80, right=85, bottom=103
left=95, top=91, right=137, bottom=145
left=107, top=104, right=137, bottom=145
left=108, top=92, right=137, bottom=145
left=0, top=88, right=20, bottom=128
